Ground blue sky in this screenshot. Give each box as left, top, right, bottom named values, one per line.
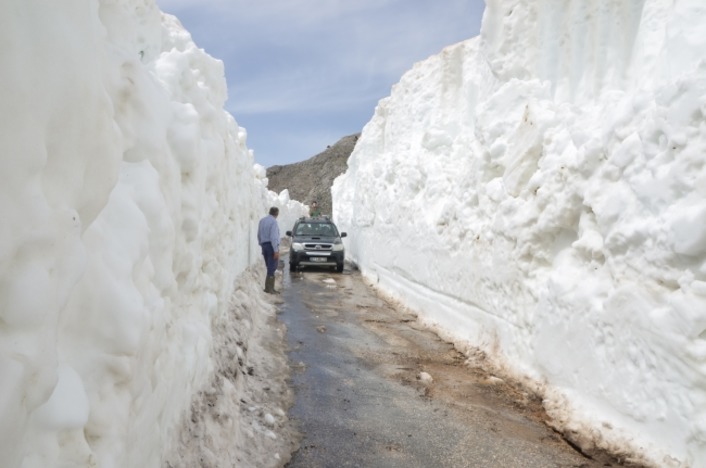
left=156, top=0, right=486, bottom=167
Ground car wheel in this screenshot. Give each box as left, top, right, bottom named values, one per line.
left=336, top=262, right=344, bottom=273
left=289, top=262, right=297, bottom=272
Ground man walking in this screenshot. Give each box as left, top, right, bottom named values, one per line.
left=257, top=206, right=281, bottom=294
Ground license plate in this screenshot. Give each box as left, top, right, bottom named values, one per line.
left=311, top=257, right=327, bottom=262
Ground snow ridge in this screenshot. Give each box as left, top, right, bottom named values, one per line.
left=333, top=0, right=706, bottom=466
left=0, top=1, right=305, bottom=466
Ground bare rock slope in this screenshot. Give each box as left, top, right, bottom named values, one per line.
left=266, top=133, right=359, bottom=217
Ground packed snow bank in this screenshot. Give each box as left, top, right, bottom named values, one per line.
left=0, top=1, right=304, bottom=467
left=333, top=0, right=706, bottom=466
left=165, top=268, right=299, bottom=467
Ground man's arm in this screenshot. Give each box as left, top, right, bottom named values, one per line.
left=270, top=219, right=281, bottom=259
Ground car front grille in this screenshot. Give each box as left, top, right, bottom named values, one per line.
left=303, top=243, right=333, bottom=251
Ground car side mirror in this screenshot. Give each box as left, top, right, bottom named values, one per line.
left=286, top=231, right=292, bottom=236
left=340, top=232, right=347, bottom=238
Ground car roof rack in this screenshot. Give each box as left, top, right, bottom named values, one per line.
left=299, top=215, right=331, bottom=221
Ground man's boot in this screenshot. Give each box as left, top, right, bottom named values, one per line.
left=267, top=276, right=279, bottom=294
left=265, top=276, right=278, bottom=294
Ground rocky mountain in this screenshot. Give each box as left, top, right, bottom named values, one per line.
left=266, top=133, right=359, bottom=217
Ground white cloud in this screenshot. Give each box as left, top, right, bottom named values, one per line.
left=158, top=0, right=400, bottom=25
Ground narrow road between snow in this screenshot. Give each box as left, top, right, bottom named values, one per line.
left=278, top=257, right=619, bottom=468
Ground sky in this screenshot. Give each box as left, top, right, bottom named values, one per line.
left=155, top=0, right=486, bottom=167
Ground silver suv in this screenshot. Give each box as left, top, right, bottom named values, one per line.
left=286, top=217, right=347, bottom=273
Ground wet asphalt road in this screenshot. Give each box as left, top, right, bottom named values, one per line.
left=278, top=259, right=605, bottom=468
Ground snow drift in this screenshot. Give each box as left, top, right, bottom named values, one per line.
left=333, top=0, right=706, bottom=466
left=0, top=1, right=304, bottom=466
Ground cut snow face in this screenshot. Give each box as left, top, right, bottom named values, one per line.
left=0, top=1, right=305, bottom=467
left=332, top=0, right=706, bottom=466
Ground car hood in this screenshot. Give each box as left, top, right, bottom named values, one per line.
left=293, top=235, right=339, bottom=242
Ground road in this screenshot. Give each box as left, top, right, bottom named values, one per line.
left=277, top=259, right=616, bottom=468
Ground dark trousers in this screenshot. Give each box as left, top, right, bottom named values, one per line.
left=260, top=242, right=277, bottom=276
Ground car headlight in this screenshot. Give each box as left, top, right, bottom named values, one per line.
left=332, top=240, right=344, bottom=251
left=292, top=242, right=304, bottom=252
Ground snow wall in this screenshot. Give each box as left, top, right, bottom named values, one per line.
left=0, top=1, right=305, bottom=467
left=333, top=0, right=706, bottom=466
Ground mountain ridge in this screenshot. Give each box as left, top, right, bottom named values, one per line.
left=266, top=133, right=360, bottom=217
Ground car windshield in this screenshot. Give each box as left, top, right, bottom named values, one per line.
left=295, top=222, right=338, bottom=237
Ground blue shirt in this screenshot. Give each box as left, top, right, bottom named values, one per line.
left=257, top=215, right=280, bottom=252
